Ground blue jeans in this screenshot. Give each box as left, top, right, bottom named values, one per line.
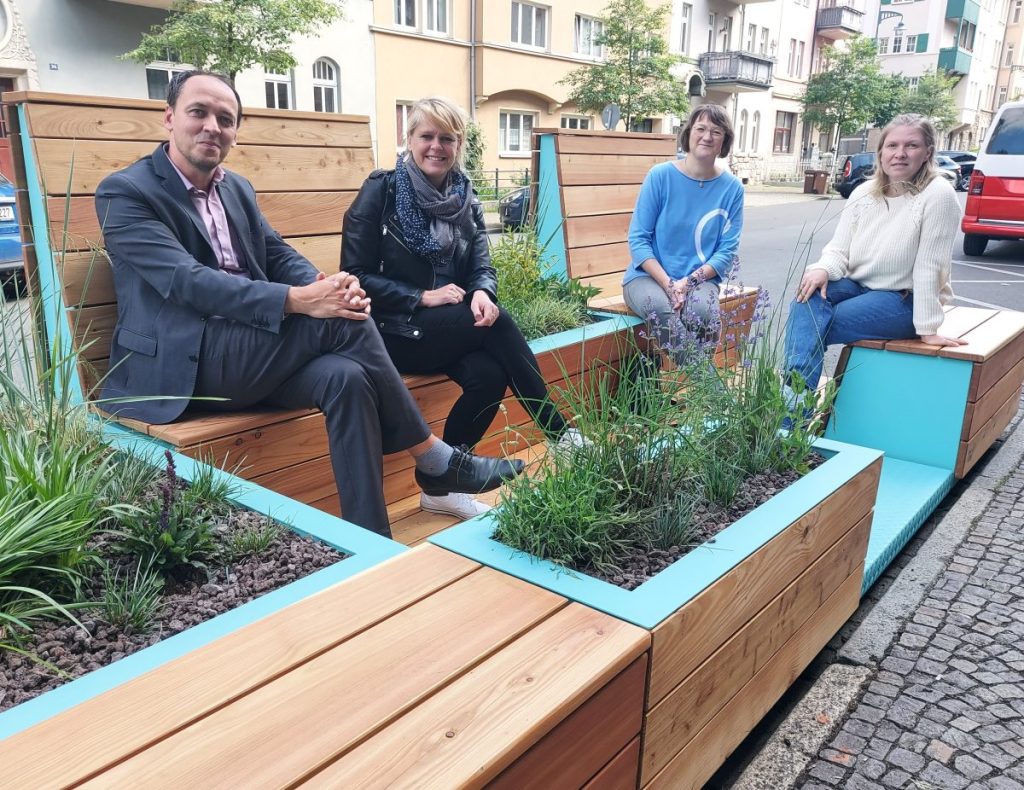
left=783, top=278, right=915, bottom=389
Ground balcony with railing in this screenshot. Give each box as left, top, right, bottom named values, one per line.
left=697, top=52, right=774, bottom=92
left=815, top=4, right=865, bottom=39
left=945, top=0, right=981, bottom=23
left=938, top=46, right=972, bottom=75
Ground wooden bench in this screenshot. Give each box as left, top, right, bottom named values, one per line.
left=828, top=304, right=1024, bottom=589
left=7, top=91, right=634, bottom=543
left=532, top=126, right=760, bottom=368
left=0, top=544, right=651, bottom=787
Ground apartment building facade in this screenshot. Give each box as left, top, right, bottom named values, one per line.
left=995, top=0, right=1023, bottom=108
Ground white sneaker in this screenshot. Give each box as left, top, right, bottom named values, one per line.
left=420, top=492, right=492, bottom=520
left=553, top=427, right=590, bottom=454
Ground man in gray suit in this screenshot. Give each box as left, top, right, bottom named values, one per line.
left=95, top=70, right=522, bottom=536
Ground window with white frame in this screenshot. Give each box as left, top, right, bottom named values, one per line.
left=1015, top=0, right=1022, bottom=23
left=999, top=85, right=1008, bottom=106
left=630, top=118, right=655, bottom=133
left=145, top=49, right=187, bottom=101
left=738, top=109, right=748, bottom=152
left=892, top=34, right=903, bottom=54
left=796, top=41, right=805, bottom=76
left=511, top=2, right=547, bottom=48
left=878, top=37, right=889, bottom=54
left=426, top=0, right=448, bottom=33
left=1007, top=43, right=1016, bottom=67
left=394, top=0, right=415, bottom=27
left=751, top=110, right=760, bottom=152
left=500, top=111, right=535, bottom=154
left=959, top=21, right=976, bottom=52
left=707, top=13, right=716, bottom=52
left=395, top=102, right=412, bottom=151
left=561, top=114, right=591, bottom=129
left=265, top=72, right=293, bottom=110
left=746, top=23, right=756, bottom=52
left=787, top=39, right=797, bottom=75
left=312, top=58, right=339, bottom=113
left=679, top=3, right=692, bottom=54
left=575, top=14, right=603, bottom=58
left=760, top=27, right=769, bottom=55
left=907, top=76, right=919, bottom=92
left=905, top=34, right=917, bottom=52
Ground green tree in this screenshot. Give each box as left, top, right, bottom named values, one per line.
left=464, top=120, right=485, bottom=176
left=802, top=36, right=886, bottom=152
left=123, top=0, right=345, bottom=84
left=873, top=73, right=909, bottom=127
left=559, top=0, right=688, bottom=132
left=900, top=68, right=959, bottom=131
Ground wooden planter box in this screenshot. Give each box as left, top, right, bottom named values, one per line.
left=431, top=438, right=883, bottom=788
left=0, top=432, right=401, bottom=743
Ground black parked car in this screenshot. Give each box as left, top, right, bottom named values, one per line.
left=498, top=186, right=530, bottom=230
left=834, top=152, right=958, bottom=198
left=938, top=150, right=976, bottom=190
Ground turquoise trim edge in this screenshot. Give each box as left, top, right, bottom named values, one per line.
left=430, top=437, right=883, bottom=629
left=0, top=423, right=404, bottom=742
left=535, top=133, right=568, bottom=280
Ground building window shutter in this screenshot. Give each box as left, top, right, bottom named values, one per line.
left=915, top=33, right=928, bottom=52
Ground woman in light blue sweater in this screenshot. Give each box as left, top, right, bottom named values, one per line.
left=623, top=104, right=744, bottom=367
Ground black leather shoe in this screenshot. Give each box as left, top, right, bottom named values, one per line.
left=415, top=446, right=525, bottom=496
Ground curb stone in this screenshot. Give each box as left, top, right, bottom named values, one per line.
left=730, top=398, right=1024, bottom=788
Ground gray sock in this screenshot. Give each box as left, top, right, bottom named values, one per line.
left=414, top=440, right=455, bottom=476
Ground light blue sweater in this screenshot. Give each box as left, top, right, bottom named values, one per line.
left=623, top=161, right=745, bottom=286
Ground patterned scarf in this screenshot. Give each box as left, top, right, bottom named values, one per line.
left=395, top=153, right=474, bottom=267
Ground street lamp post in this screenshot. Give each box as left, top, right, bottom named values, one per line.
left=877, top=9, right=905, bottom=39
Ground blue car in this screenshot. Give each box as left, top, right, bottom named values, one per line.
left=0, top=173, right=24, bottom=297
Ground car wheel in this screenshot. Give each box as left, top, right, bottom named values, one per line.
left=963, top=235, right=988, bottom=257
left=956, top=176, right=969, bottom=192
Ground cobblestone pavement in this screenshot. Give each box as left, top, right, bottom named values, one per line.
left=799, top=464, right=1024, bottom=789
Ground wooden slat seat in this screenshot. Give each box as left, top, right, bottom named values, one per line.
left=11, top=91, right=641, bottom=542
left=0, top=545, right=651, bottom=788
left=838, top=305, right=1024, bottom=478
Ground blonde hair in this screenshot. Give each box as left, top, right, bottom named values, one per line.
left=870, top=113, right=939, bottom=198
left=405, top=96, right=468, bottom=170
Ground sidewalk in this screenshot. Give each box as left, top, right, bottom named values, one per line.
left=731, top=396, right=1024, bottom=789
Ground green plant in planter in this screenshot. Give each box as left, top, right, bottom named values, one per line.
left=100, top=557, right=165, bottom=633
left=113, top=451, right=217, bottom=579
left=224, top=516, right=283, bottom=561
left=489, top=228, right=598, bottom=340
left=493, top=270, right=835, bottom=577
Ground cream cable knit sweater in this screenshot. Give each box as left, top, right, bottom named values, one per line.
left=807, top=176, right=960, bottom=335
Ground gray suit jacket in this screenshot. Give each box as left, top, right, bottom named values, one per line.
left=95, top=143, right=317, bottom=423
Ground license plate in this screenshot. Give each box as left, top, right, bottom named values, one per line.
left=0, top=206, right=13, bottom=221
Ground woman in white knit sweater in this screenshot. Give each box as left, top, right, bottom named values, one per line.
left=783, top=114, right=966, bottom=393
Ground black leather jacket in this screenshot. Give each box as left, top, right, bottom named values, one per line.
left=341, top=169, right=498, bottom=339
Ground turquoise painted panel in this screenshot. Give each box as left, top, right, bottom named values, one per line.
left=535, top=133, right=568, bottom=280
left=938, top=46, right=973, bottom=75
left=862, top=457, right=954, bottom=592
left=430, top=438, right=882, bottom=629
left=525, top=310, right=640, bottom=357
left=0, top=423, right=404, bottom=741
left=17, top=105, right=84, bottom=407
left=826, top=347, right=971, bottom=470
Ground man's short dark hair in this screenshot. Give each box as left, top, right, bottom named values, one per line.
left=166, top=70, right=244, bottom=125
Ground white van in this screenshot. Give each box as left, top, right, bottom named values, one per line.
left=961, top=99, right=1024, bottom=256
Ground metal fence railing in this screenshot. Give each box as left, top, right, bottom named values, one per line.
left=467, top=167, right=530, bottom=210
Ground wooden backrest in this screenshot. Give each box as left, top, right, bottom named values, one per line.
left=5, top=91, right=373, bottom=395
left=532, top=128, right=676, bottom=303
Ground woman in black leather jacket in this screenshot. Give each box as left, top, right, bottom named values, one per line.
left=342, top=97, right=578, bottom=520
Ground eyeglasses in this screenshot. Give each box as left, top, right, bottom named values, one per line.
left=692, top=125, right=725, bottom=139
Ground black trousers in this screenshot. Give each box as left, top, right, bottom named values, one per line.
left=382, top=305, right=566, bottom=448
left=192, top=314, right=431, bottom=536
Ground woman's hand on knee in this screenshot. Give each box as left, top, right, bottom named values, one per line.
left=470, top=290, right=499, bottom=327
left=920, top=333, right=969, bottom=347
left=796, top=269, right=829, bottom=303
left=420, top=284, right=466, bottom=308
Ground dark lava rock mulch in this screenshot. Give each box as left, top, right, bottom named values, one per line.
left=584, top=456, right=824, bottom=591
left=0, top=509, right=344, bottom=714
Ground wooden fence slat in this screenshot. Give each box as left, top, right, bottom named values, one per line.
left=566, top=214, right=633, bottom=250
left=26, top=102, right=372, bottom=148
left=35, top=139, right=375, bottom=195
left=562, top=184, right=643, bottom=217
left=566, top=242, right=631, bottom=280
left=556, top=134, right=675, bottom=157
left=557, top=154, right=664, bottom=187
